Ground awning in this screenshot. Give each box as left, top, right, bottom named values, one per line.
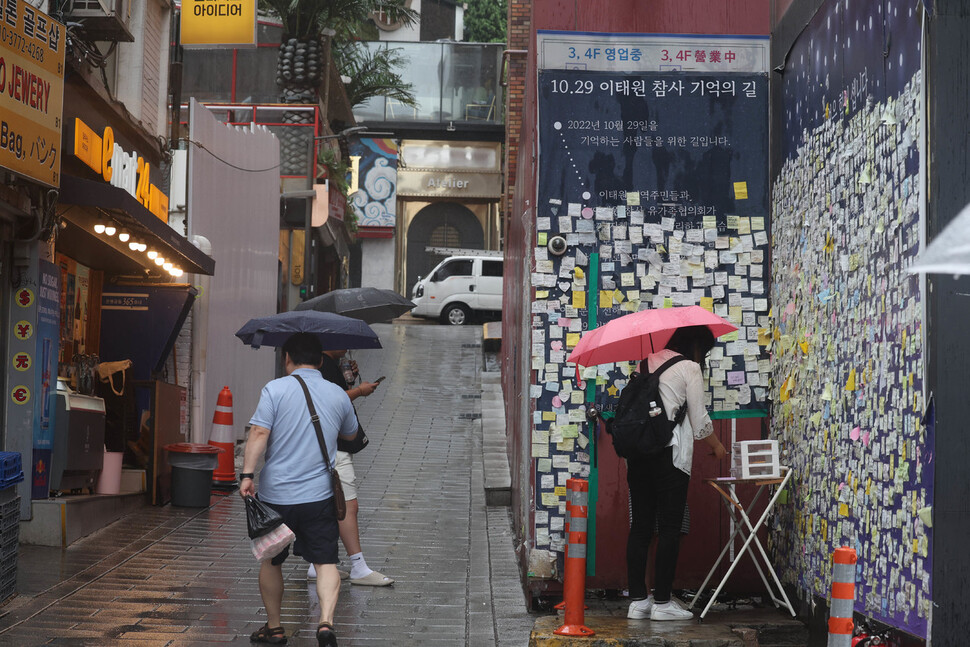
left=58, top=174, right=216, bottom=275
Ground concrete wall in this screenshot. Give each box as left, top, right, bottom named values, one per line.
left=186, top=100, right=280, bottom=442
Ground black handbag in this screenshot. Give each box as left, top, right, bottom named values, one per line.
left=337, top=412, right=369, bottom=454
left=293, top=375, right=347, bottom=521
left=244, top=495, right=284, bottom=539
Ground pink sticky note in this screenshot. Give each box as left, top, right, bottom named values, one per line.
left=727, top=371, right=745, bottom=386
left=862, top=431, right=871, bottom=446
left=850, top=426, right=860, bottom=441
left=581, top=207, right=594, bottom=219
left=552, top=396, right=562, bottom=408
left=550, top=341, right=563, bottom=351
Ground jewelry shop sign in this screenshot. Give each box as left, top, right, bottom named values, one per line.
left=0, top=0, right=65, bottom=187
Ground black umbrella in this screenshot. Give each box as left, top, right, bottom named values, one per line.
left=235, top=311, right=382, bottom=350
left=293, top=287, right=415, bottom=324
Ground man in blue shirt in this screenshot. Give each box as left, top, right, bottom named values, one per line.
left=240, top=333, right=358, bottom=646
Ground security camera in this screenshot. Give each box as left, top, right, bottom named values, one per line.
left=547, top=235, right=567, bottom=256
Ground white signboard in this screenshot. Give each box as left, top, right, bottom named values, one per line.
left=537, top=30, right=769, bottom=74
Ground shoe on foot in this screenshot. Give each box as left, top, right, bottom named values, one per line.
left=627, top=595, right=654, bottom=619
left=250, top=623, right=287, bottom=644
left=349, top=570, right=394, bottom=586
left=307, top=565, right=350, bottom=580
left=316, top=622, right=337, bottom=647
left=650, top=600, right=693, bottom=621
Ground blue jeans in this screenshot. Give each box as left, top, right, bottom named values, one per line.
left=626, top=446, right=690, bottom=601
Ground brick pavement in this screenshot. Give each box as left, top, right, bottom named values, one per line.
left=0, top=324, right=534, bottom=646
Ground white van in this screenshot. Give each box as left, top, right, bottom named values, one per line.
left=411, top=255, right=504, bottom=325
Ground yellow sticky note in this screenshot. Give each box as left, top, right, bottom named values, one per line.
left=703, top=215, right=717, bottom=229
left=733, top=181, right=748, bottom=200
left=599, top=290, right=613, bottom=308
left=727, top=215, right=739, bottom=229
left=737, top=217, right=751, bottom=235
left=839, top=503, right=849, bottom=517
left=542, top=411, right=556, bottom=421
left=626, top=191, right=640, bottom=206
left=566, top=332, right=581, bottom=348
left=536, top=290, right=549, bottom=298
left=719, top=330, right=738, bottom=342
left=572, top=291, right=586, bottom=308
left=758, top=328, right=771, bottom=346
left=845, top=368, right=856, bottom=391
left=537, top=232, right=548, bottom=246
left=614, top=290, right=625, bottom=304
left=799, top=340, right=809, bottom=354
left=700, top=297, right=714, bottom=312
left=540, top=492, right=558, bottom=506
left=752, top=217, right=765, bottom=230
left=663, top=297, right=673, bottom=308
left=574, top=267, right=585, bottom=280
left=728, top=306, right=743, bottom=323
left=554, top=486, right=566, bottom=497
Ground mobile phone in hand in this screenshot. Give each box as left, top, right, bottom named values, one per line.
left=375, top=376, right=386, bottom=383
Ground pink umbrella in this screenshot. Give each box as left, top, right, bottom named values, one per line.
left=567, top=306, right=737, bottom=367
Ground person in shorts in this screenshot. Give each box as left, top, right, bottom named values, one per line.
left=305, top=349, right=393, bottom=586
left=240, top=333, right=358, bottom=646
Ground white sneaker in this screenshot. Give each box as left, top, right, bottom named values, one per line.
left=307, top=564, right=316, bottom=579
left=650, top=600, right=693, bottom=621
left=627, top=595, right=654, bottom=619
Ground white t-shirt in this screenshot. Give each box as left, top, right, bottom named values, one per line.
left=644, top=349, right=714, bottom=476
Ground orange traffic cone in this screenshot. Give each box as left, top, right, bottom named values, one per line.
left=209, top=386, right=237, bottom=488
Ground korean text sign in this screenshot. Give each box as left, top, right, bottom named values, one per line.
left=0, top=0, right=66, bottom=187
left=181, top=0, right=257, bottom=47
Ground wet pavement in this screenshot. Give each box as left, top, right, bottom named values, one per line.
left=1, top=323, right=535, bottom=646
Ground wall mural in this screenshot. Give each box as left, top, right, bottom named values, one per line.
left=768, top=0, right=930, bottom=637
left=351, top=138, right=398, bottom=228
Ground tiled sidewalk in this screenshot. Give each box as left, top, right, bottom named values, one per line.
left=1, top=324, right=534, bottom=646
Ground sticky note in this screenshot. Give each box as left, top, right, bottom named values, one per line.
left=572, top=291, right=586, bottom=308
left=538, top=232, right=548, bottom=246
left=554, top=486, right=566, bottom=497
left=845, top=368, right=856, bottom=391
left=626, top=191, right=640, bottom=206
left=733, top=181, right=748, bottom=200
left=566, top=332, right=581, bottom=348
left=700, top=297, right=714, bottom=312
left=599, top=290, right=613, bottom=308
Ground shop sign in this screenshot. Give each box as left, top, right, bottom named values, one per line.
left=14, top=320, right=32, bottom=340
left=180, top=0, right=257, bottom=47
left=397, top=170, right=502, bottom=198
left=10, top=385, right=29, bottom=405
left=72, top=118, right=170, bottom=223
left=0, top=0, right=65, bottom=187
left=15, top=287, right=33, bottom=307
left=12, top=352, right=31, bottom=371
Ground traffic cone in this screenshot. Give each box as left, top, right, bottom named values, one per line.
left=209, top=386, right=237, bottom=488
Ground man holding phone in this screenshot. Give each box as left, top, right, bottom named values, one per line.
left=308, top=349, right=395, bottom=586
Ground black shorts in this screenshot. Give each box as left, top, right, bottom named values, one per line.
left=261, top=497, right=339, bottom=566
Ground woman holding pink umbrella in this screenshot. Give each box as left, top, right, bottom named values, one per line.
left=625, top=325, right=727, bottom=622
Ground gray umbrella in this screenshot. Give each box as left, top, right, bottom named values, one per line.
left=293, top=287, right=415, bottom=324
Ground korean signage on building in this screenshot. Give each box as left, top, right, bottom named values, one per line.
left=72, top=118, right=170, bottom=222
left=0, top=0, right=66, bottom=187
left=180, top=0, right=257, bottom=47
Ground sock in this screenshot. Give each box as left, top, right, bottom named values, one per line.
left=349, top=552, right=373, bottom=579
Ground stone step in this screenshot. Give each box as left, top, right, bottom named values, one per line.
left=20, top=491, right=150, bottom=547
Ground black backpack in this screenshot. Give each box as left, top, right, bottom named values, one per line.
left=609, top=356, right=689, bottom=459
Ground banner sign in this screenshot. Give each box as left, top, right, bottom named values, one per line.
left=32, top=260, right=59, bottom=498
left=0, top=0, right=66, bottom=186
left=180, top=0, right=257, bottom=47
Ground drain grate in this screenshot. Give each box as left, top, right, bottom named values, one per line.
left=462, top=343, right=482, bottom=348
left=461, top=394, right=482, bottom=399
left=457, top=413, right=482, bottom=420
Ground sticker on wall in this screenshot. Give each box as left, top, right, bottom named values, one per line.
left=10, top=385, right=30, bottom=405
left=15, top=288, right=34, bottom=308
left=12, top=352, right=31, bottom=372
left=14, top=320, right=33, bottom=341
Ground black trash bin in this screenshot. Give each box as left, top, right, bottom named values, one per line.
left=164, top=443, right=224, bottom=507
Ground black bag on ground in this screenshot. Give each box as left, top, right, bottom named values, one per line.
left=609, top=355, right=689, bottom=459
left=245, top=495, right=284, bottom=539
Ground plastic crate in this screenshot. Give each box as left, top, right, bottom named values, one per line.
left=0, top=563, right=16, bottom=604
left=0, top=454, right=20, bottom=483
left=0, top=524, right=17, bottom=550
left=731, top=440, right=780, bottom=479
left=0, top=497, right=19, bottom=531
left=0, top=547, right=16, bottom=578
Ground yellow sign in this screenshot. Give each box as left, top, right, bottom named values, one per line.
left=0, top=0, right=66, bottom=187
left=181, top=0, right=257, bottom=47
left=72, top=118, right=170, bottom=222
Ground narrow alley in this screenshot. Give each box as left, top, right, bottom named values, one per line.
left=0, top=324, right=533, bottom=646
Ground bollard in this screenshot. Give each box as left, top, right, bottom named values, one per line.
left=554, top=499, right=570, bottom=611
left=209, top=387, right=237, bottom=487
left=554, top=479, right=594, bottom=637
left=827, top=546, right=857, bottom=647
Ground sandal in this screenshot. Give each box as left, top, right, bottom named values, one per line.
left=250, top=623, right=287, bottom=644
left=317, top=622, right=338, bottom=647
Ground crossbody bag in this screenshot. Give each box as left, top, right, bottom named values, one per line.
left=293, top=375, right=347, bottom=521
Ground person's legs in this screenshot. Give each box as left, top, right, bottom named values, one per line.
left=314, top=563, right=341, bottom=625
left=258, top=561, right=285, bottom=628
left=651, top=449, right=690, bottom=603
left=625, top=456, right=657, bottom=600
left=335, top=453, right=393, bottom=586
left=338, top=497, right=362, bottom=554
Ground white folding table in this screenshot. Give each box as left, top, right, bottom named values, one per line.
left=688, top=466, right=796, bottom=619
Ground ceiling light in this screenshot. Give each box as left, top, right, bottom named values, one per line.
left=147, top=250, right=158, bottom=259
left=104, top=223, right=117, bottom=236
left=163, top=262, right=173, bottom=272
left=128, top=238, right=140, bottom=251
left=94, top=218, right=106, bottom=234
left=155, top=256, right=165, bottom=266
left=118, top=229, right=130, bottom=243
left=137, top=242, right=147, bottom=252
left=172, top=268, right=184, bottom=277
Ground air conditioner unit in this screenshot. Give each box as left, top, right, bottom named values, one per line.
left=64, top=0, right=135, bottom=43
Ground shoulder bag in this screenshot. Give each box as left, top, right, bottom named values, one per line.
left=293, top=375, right=347, bottom=521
